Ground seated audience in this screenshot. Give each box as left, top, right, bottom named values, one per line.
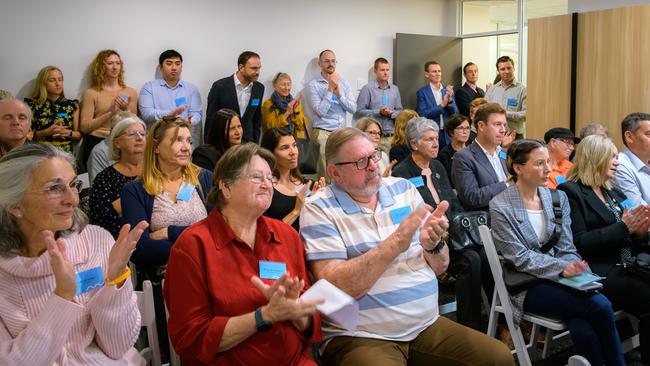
left=301, top=127, right=514, bottom=366
left=392, top=117, right=493, bottom=330
left=164, top=143, right=322, bottom=365
left=79, top=50, right=138, bottom=170
left=579, top=123, right=609, bottom=139
left=0, top=99, right=31, bottom=158
left=559, top=134, right=650, bottom=364
left=192, top=108, right=242, bottom=171
left=90, top=114, right=146, bottom=238
left=87, top=111, right=134, bottom=185
left=437, top=114, right=471, bottom=182
left=25, top=66, right=80, bottom=153
left=468, top=97, right=488, bottom=143
left=614, top=112, right=650, bottom=208
left=544, top=127, right=580, bottom=189
left=452, top=103, right=509, bottom=211
left=491, top=139, right=625, bottom=366
left=0, top=144, right=147, bottom=365
left=388, top=108, right=418, bottom=164
left=0, top=90, right=12, bottom=100
left=355, top=117, right=395, bottom=176
left=260, top=127, right=324, bottom=231
left=262, top=72, right=308, bottom=139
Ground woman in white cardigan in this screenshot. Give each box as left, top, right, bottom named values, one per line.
left=0, top=144, right=148, bottom=365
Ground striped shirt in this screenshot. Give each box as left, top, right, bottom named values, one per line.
left=0, top=225, right=143, bottom=365
left=301, top=177, right=439, bottom=342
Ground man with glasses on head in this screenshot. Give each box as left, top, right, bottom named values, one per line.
left=300, top=127, right=514, bottom=366
left=544, top=127, right=580, bottom=189
left=0, top=99, right=32, bottom=159
left=307, top=49, right=357, bottom=179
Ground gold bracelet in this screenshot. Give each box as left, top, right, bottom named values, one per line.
left=105, top=266, right=131, bottom=286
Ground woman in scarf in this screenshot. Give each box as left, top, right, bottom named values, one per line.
left=262, top=72, right=309, bottom=139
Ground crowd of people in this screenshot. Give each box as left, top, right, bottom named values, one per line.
left=0, top=47, right=648, bottom=366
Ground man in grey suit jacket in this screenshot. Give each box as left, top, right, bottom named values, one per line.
left=451, top=103, right=509, bottom=211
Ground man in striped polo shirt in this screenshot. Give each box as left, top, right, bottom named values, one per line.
left=301, top=127, right=513, bottom=366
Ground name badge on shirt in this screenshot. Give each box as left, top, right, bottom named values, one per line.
left=176, top=182, right=195, bottom=202
left=507, top=98, right=518, bottom=107
left=75, top=266, right=105, bottom=295
left=381, top=95, right=389, bottom=106
left=251, top=98, right=260, bottom=107
left=408, top=176, right=424, bottom=188
left=555, top=175, right=566, bottom=185
left=259, top=261, right=287, bottom=280
left=120, top=94, right=129, bottom=102
left=174, top=96, right=187, bottom=107
left=55, top=112, right=68, bottom=118
left=621, top=199, right=634, bottom=211
left=296, top=183, right=312, bottom=196
left=389, top=206, right=412, bottom=225
left=498, top=151, right=507, bottom=160
left=331, top=94, right=338, bottom=101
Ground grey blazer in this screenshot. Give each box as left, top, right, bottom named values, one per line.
left=451, top=141, right=508, bottom=211
left=490, top=184, right=583, bottom=325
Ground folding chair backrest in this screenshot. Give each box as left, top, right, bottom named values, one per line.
left=136, top=280, right=162, bottom=366
left=478, top=225, right=510, bottom=309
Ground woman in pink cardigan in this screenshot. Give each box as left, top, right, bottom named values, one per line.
left=0, top=144, right=148, bottom=365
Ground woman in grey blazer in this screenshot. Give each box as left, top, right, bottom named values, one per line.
left=490, top=139, right=624, bottom=366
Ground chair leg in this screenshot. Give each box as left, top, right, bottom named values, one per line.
left=509, top=319, right=533, bottom=366
left=542, top=328, right=554, bottom=359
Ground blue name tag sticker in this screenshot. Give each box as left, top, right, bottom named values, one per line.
left=251, top=98, right=260, bottom=106
left=176, top=183, right=195, bottom=202
left=507, top=98, right=518, bottom=107
left=120, top=94, right=129, bottom=102
left=408, top=176, right=424, bottom=187
left=621, top=199, right=634, bottom=210
left=259, top=261, right=287, bottom=279
left=331, top=94, right=338, bottom=101
left=555, top=175, right=566, bottom=185
left=389, top=206, right=412, bottom=225
left=75, top=266, right=104, bottom=295
left=296, top=184, right=311, bottom=196
left=174, top=96, right=187, bottom=107
left=498, top=151, right=507, bottom=160
left=55, top=112, right=68, bottom=118
left=381, top=95, right=389, bottom=105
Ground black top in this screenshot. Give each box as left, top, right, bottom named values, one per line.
left=89, top=165, right=137, bottom=238
left=264, top=187, right=300, bottom=232
left=389, top=144, right=411, bottom=165
left=454, top=82, right=485, bottom=118
left=192, top=144, right=222, bottom=172
left=436, top=144, right=460, bottom=187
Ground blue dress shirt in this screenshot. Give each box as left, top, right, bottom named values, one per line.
left=307, top=74, right=356, bottom=131
left=139, top=79, right=202, bottom=127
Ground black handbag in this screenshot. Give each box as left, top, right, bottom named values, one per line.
left=502, top=189, right=563, bottom=293
left=624, top=252, right=650, bottom=282
left=448, top=211, right=489, bottom=252
left=287, top=119, right=319, bottom=175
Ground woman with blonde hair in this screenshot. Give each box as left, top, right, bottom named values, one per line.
left=389, top=108, right=418, bottom=164
left=261, top=72, right=309, bottom=139
left=25, top=65, right=81, bottom=152
left=79, top=50, right=138, bottom=169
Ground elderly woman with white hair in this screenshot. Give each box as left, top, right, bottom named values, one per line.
left=392, top=116, right=493, bottom=331
left=89, top=114, right=146, bottom=238
left=0, top=144, right=148, bottom=365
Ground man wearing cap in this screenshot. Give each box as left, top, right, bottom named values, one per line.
left=544, top=127, right=580, bottom=189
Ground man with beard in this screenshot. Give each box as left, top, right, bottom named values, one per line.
left=307, top=49, right=357, bottom=179
left=300, top=127, right=514, bottom=366
left=544, top=127, right=580, bottom=189
left=205, top=51, right=264, bottom=142
left=139, top=50, right=202, bottom=129
left=451, top=103, right=509, bottom=211
left=0, top=99, right=32, bottom=158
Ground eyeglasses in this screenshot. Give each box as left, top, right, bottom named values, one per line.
left=122, top=131, right=146, bottom=138
left=455, top=126, right=471, bottom=131
left=246, top=172, right=274, bottom=185
left=555, top=138, right=575, bottom=147
left=335, top=150, right=382, bottom=170
left=322, top=59, right=337, bottom=64
left=34, top=178, right=83, bottom=198
left=366, top=130, right=382, bottom=136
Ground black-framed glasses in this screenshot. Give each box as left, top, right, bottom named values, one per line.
left=335, top=150, right=382, bottom=170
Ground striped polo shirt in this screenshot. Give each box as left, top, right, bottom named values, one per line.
left=300, top=177, right=439, bottom=342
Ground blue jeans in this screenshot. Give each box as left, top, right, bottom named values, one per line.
left=524, top=282, right=625, bottom=366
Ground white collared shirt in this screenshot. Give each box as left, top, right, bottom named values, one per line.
left=614, top=148, right=650, bottom=208
left=429, top=83, right=443, bottom=106
left=476, top=140, right=507, bottom=182
left=233, top=73, right=252, bottom=115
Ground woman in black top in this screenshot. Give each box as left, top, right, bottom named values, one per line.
left=192, top=108, right=242, bottom=171
left=437, top=114, right=471, bottom=184
left=260, top=127, right=325, bottom=231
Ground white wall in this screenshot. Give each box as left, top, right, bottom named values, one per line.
left=569, top=0, right=650, bottom=13
left=0, top=0, right=457, bottom=133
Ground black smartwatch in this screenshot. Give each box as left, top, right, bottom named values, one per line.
left=254, top=307, right=272, bottom=331
left=424, top=239, right=446, bottom=255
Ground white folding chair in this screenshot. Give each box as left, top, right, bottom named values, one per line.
left=479, top=225, right=568, bottom=365
left=136, top=280, right=162, bottom=366
left=162, top=279, right=182, bottom=366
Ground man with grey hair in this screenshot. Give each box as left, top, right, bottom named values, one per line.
left=614, top=112, right=650, bottom=208
left=0, top=99, right=32, bottom=158
left=579, top=123, right=609, bottom=139
left=300, top=127, right=513, bottom=365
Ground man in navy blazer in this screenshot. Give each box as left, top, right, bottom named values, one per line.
left=205, top=51, right=264, bottom=143
left=416, top=61, right=459, bottom=149
left=451, top=103, right=509, bottom=211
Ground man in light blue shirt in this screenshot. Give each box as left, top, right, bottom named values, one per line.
left=614, top=112, right=650, bottom=209
left=139, top=49, right=202, bottom=129
left=307, top=49, right=356, bottom=178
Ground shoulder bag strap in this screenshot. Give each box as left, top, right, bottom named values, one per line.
left=540, top=189, right=563, bottom=254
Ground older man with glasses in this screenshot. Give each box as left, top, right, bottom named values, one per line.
left=544, top=127, right=580, bottom=189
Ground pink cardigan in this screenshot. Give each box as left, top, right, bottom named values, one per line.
left=0, top=225, right=143, bottom=365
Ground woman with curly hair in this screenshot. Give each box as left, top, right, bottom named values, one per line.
left=79, top=50, right=138, bottom=169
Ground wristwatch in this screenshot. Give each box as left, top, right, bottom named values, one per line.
left=254, top=307, right=272, bottom=331
left=424, top=239, right=446, bottom=255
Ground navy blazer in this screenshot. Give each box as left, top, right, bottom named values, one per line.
left=205, top=75, right=264, bottom=143
left=451, top=141, right=508, bottom=211
left=415, top=84, right=459, bottom=148
left=121, top=169, right=213, bottom=266
left=454, top=82, right=485, bottom=118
